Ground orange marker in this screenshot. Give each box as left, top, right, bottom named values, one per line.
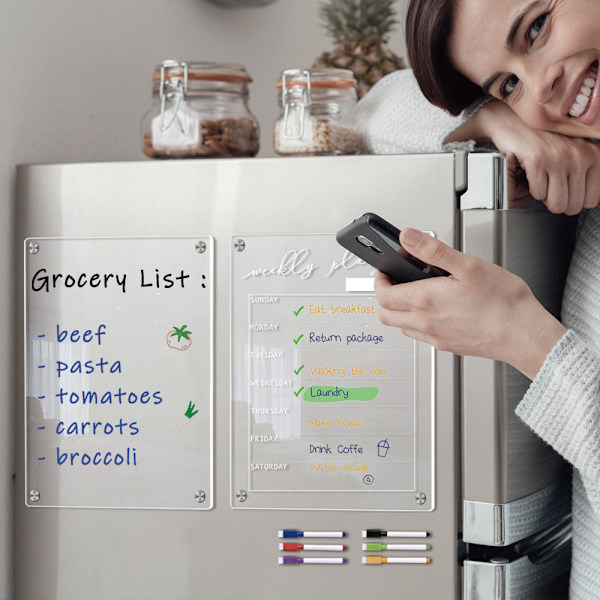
left=363, top=556, right=430, bottom=565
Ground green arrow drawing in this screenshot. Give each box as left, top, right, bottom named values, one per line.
left=185, top=401, right=199, bottom=419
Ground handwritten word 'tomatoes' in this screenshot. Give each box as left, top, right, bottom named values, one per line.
left=303, top=386, right=378, bottom=403
left=55, top=387, right=163, bottom=405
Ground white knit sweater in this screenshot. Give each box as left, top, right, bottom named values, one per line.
left=357, top=69, right=600, bottom=599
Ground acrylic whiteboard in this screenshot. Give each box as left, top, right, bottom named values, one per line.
left=24, top=237, right=213, bottom=509
left=230, top=234, right=434, bottom=511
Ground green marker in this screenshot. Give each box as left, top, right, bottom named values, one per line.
left=363, top=543, right=430, bottom=551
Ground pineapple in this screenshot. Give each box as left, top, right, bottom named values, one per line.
left=313, top=0, right=406, bottom=98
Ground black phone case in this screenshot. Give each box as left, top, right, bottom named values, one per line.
left=336, top=213, right=447, bottom=283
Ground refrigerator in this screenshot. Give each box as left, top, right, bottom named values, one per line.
left=15, top=152, right=575, bottom=600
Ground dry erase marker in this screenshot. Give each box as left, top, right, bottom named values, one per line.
left=280, top=543, right=346, bottom=552
left=279, top=530, right=346, bottom=538
left=363, top=543, right=430, bottom=551
left=279, top=557, right=347, bottom=565
left=362, top=529, right=428, bottom=538
left=362, top=556, right=430, bottom=565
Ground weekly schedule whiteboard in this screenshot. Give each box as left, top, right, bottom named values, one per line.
left=24, top=237, right=213, bottom=509
left=231, top=234, right=434, bottom=511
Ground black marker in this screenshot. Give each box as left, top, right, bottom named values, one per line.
left=362, top=529, right=429, bottom=538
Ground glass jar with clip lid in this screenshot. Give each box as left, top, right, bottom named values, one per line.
left=274, top=68, right=359, bottom=156
left=142, top=60, right=260, bottom=158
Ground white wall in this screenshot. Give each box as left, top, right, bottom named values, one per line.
left=0, top=1, right=407, bottom=597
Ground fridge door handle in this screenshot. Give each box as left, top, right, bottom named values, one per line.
left=463, top=547, right=571, bottom=600
left=459, top=152, right=509, bottom=210
left=463, top=479, right=571, bottom=546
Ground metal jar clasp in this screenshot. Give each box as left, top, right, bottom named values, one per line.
left=281, top=69, right=312, bottom=139
left=159, top=60, right=190, bottom=133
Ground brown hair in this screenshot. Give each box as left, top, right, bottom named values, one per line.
left=405, top=0, right=484, bottom=115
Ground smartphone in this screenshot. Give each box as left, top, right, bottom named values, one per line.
left=336, top=212, right=449, bottom=283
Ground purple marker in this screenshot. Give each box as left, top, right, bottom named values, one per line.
left=279, top=557, right=346, bottom=565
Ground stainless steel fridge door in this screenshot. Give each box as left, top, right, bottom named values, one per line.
left=16, top=155, right=462, bottom=600
left=460, top=153, right=575, bottom=547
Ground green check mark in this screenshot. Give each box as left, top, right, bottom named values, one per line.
left=293, top=305, right=305, bottom=316
left=294, top=365, right=305, bottom=375
left=293, top=334, right=304, bottom=345
left=294, top=387, right=305, bottom=397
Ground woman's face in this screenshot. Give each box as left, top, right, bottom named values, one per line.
left=448, top=0, right=600, bottom=138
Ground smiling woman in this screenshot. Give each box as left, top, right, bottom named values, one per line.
left=408, top=0, right=600, bottom=137
left=354, top=1, right=600, bottom=597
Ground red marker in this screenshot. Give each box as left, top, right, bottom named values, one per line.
left=279, top=543, right=346, bottom=552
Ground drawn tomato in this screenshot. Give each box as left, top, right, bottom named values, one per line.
left=167, top=325, right=192, bottom=351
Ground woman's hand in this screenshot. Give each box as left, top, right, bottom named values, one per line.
left=447, top=100, right=600, bottom=214
left=375, top=229, right=566, bottom=380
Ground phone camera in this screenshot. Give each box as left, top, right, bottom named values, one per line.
left=356, top=236, right=383, bottom=254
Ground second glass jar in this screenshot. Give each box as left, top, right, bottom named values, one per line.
left=274, top=68, right=359, bottom=156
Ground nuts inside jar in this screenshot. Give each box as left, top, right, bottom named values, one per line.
left=273, top=119, right=359, bottom=156
left=144, top=117, right=259, bottom=158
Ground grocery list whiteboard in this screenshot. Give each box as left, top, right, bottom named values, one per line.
left=24, top=237, right=213, bottom=509
left=230, top=234, right=434, bottom=511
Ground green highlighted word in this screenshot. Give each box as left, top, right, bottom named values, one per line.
left=303, top=386, right=379, bottom=403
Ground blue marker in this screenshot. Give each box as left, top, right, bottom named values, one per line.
left=279, top=530, right=346, bottom=538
